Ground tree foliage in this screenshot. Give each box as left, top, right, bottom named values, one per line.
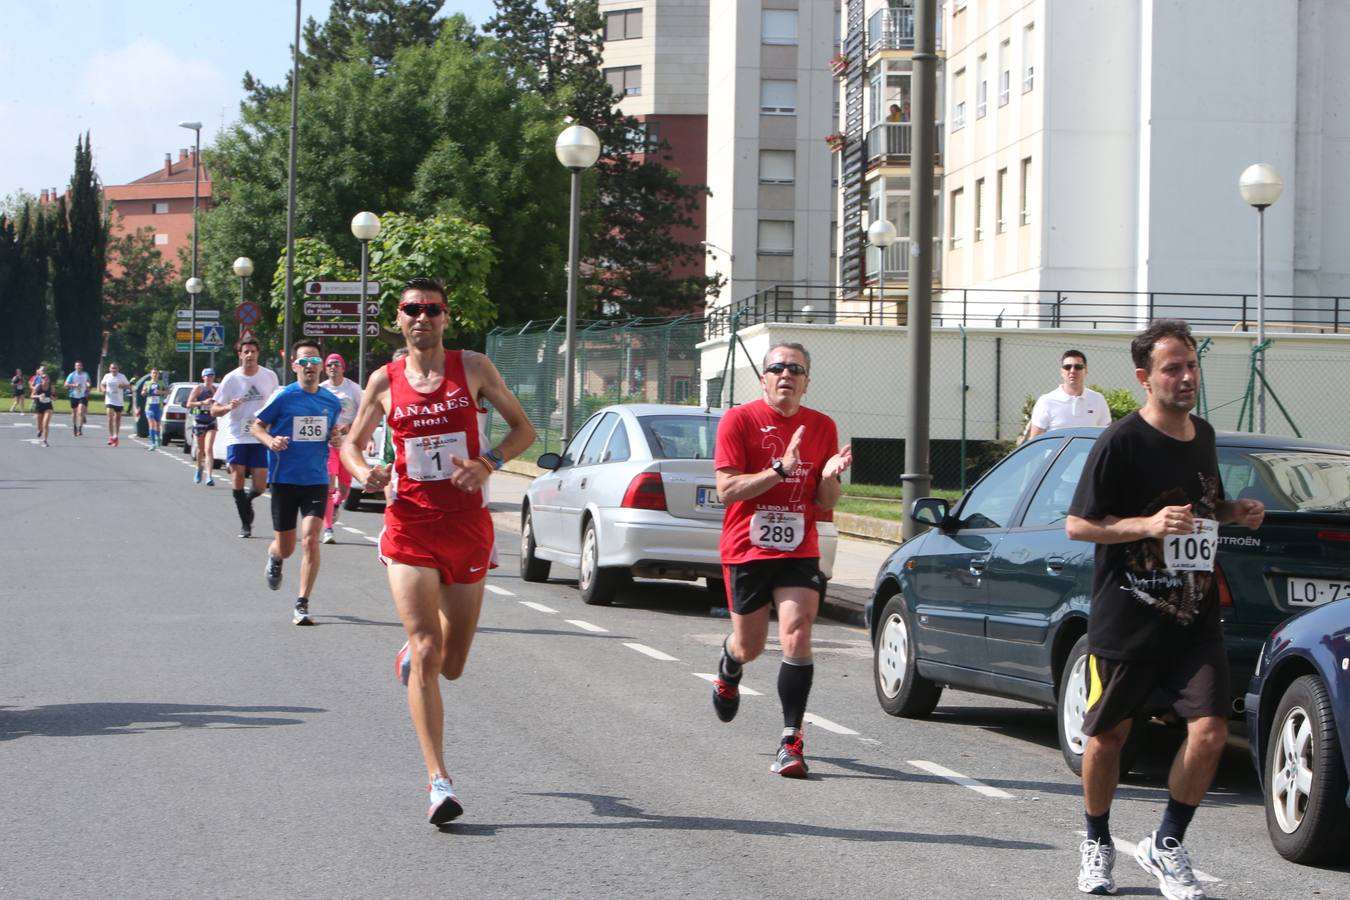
left=103, top=227, right=180, bottom=374
left=50, top=133, right=107, bottom=370
left=1, top=205, right=52, bottom=374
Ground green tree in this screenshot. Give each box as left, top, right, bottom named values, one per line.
left=103, top=227, right=180, bottom=373
left=50, top=134, right=107, bottom=370
left=6, top=205, right=52, bottom=373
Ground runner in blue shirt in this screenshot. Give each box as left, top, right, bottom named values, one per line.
left=138, top=368, right=166, bottom=450
left=251, top=340, right=342, bottom=625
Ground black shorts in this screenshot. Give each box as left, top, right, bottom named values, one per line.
left=70, top=396, right=88, bottom=408
left=193, top=422, right=217, bottom=435
left=34, top=400, right=52, bottom=413
left=106, top=403, right=123, bottom=413
left=1081, top=640, right=1230, bottom=735
left=722, top=557, right=824, bottom=615
left=270, top=483, right=328, bottom=532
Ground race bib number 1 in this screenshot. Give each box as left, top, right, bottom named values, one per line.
left=293, top=415, right=328, bottom=442
left=404, top=432, right=468, bottom=482
left=1165, top=517, right=1218, bottom=572
left=750, top=509, right=806, bottom=551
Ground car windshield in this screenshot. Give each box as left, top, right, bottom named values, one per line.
left=1219, top=447, right=1350, bottom=513
left=639, top=414, right=720, bottom=460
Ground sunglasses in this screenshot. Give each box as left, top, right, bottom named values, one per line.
left=1062, top=363, right=1086, bottom=371
left=765, top=362, right=807, bottom=376
left=324, top=360, right=343, bottom=366
left=400, top=302, right=445, bottom=318
left=294, top=356, right=324, bottom=366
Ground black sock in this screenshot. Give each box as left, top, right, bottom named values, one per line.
left=1157, top=796, right=1197, bottom=846
left=1085, top=811, right=1111, bottom=845
left=233, top=489, right=252, bottom=526
left=777, top=656, right=814, bottom=731
left=718, top=637, right=743, bottom=681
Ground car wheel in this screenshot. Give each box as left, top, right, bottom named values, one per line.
left=182, top=435, right=192, bottom=454
left=1264, top=674, right=1350, bottom=863
left=1058, top=635, right=1142, bottom=778
left=578, top=519, right=626, bottom=606
left=343, top=488, right=364, bottom=512
left=520, top=507, right=551, bottom=583
left=873, top=593, right=941, bottom=717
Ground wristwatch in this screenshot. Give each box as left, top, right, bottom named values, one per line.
left=485, top=447, right=506, bottom=470
left=770, top=458, right=789, bottom=479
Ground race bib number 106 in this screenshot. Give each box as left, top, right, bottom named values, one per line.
left=404, top=432, right=469, bottom=482
left=1165, top=517, right=1218, bottom=573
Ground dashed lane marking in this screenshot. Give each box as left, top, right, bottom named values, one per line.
left=693, top=673, right=763, bottom=696
left=362, top=535, right=379, bottom=543
left=907, top=760, right=1014, bottom=799
left=564, top=619, right=607, bottom=633
left=803, top=713, right=859, bottom=735
left=623, top=642, right=678, bottom=661
left=520, top=601, right=557, bottom=614
left=342, top=526, right=364, bottom=535
left=484, top=585, right=514, bottom=597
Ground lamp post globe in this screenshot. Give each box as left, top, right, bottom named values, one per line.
left=867, top=218, right=898, bottom=247
left=1239, top=163, right=1283, bottom=210
left=232, top=257, right=254, bottom=279
left=555, top=125, right=601, bottom=171
left=556, top=123, right=601, bottom=442
left=185, top=277, right=204, bottom=295
left=868, top=218, right=898, bottom=322
left=351, top=212, right=382, bottom=386
left=1238, top=163, right=1283, bottom=434
left=351, top=211, right=381, bottom=241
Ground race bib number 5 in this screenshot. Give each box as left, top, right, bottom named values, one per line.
left=404, top=432, right=468, bottom=482
left=1164, top=517, right=1218, bottom=572
left=750, top=509, right=805, bottom=551
left=293, top=415, right=328, bottom=442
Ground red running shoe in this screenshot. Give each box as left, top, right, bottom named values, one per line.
left=770, top=734, right=808, bottom=778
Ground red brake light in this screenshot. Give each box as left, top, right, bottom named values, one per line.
left=1214, top=561, right=1234, bottom=609
left=622, top=472, right=667, bottom=510
left=1316, top=530, right=1350, bottom=542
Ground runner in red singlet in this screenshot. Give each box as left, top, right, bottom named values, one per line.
left=342, top=277, right=535, bottom=825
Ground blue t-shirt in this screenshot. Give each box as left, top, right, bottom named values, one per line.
left=255, top=382, right=342, bottom=486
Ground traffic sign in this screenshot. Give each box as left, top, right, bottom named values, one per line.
left=176, top=309, right=220, bottom=319
left=176, top=342, right=215, bottom=352
left=236, top=301, right=261, bottom=325
left=176, top=327, right=211, bottom=341
left=201, top=323, right=225, bottom=347
left=305, top=281, right=381, bottom=296
left=302, top=321, right=381, bottom=337
left=239, top=327, right=256, bottom=344
left=303, top=299, right=380, bottom=318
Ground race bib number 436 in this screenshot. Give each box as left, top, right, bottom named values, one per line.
left=750, top=509, right=805, bottom=551
left=293, top=415, right=329, bottom=442
left=1165, top=517, right=1218, bottom=572
left=405, top=432, right=469, bottom=481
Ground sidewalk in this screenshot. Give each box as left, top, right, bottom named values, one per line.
left=488, top=469, right=894, bottom=627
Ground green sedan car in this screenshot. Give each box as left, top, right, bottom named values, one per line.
left=866, top=427, right=1350, bottom=774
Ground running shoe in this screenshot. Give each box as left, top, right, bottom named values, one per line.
left=1134, top=832, right=1204, bottom=900
left=238, top=524, right=251, bottom=539
left=428, top=775, right=462, bottom=825
left=106, top=436, right=113, bottom=446
left=321, top=528, right=335, bottom=545
left=206, top=475, right=215, bottom=487
left=396, top=641, right=412, bottom=686
left=770, top=734, right=809, bottom=778
left=1077, top=839, right=1117, bottom=895
left=265, top=555, right=283, bottom=591
left=712, top=677, right=740, bottom=723
left=193, top=470, right=203, bottom=484
left=292, top=599, right=312, bottom=626
left=41, top=439, right=48, bottom=447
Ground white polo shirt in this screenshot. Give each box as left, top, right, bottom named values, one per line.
left=1029, top=386, right=1112, bottom=432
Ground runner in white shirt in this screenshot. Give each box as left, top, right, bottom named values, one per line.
left=319, top=353, right=363, bottom=544
left=64, top=360, right=91, bottom=437
left=209, top=336, right=280, bottom=538
left=100, top=362, right=132, bottom=447
left=1023, top=349, right=1113, bottom=441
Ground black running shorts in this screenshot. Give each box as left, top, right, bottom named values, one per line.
left=722, top=557, right=824, bottom=615
left=270, top=483, right=328, bottom=533
left=1081, top=640, right=1230, bottom=736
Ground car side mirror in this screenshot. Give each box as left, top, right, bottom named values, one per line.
left=911, top=497, right=950, bottom=530
left=537, top=452, right=562, bottom=471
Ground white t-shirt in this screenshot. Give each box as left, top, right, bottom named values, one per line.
left=214, top=366, right=281, bottom=444
left=101, top=373, right=131, bottom=406
left=321, top=377, right=362, bottom=427
left=1029, top=386, right=1112, bottom=433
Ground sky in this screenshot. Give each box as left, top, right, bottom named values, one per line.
left=0, top=0, right=499, bottom=203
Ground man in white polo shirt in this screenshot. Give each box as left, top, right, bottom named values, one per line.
left=1024, top=349, right=1112, bottom=441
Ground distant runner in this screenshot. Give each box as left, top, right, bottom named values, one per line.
left=138, top=368, right=166, bottom=451
left=64, top=360, right=91, bottom=437
left=30, top=367, right=53, bottom=447
left=100, top=363, right=131, bottom=447
left=187, top=368, right=218, bottom=485
left=11, top=368, right=27, bottom=413
left=211, top=337, right=280, bottom=538
left=319, top=353, right=362, bottom=544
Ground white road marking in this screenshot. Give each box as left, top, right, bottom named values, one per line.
left=694, top=673, right=762, bottom=696
left=564, top=619, right=608, bottom=633
left=484, top=584, right=514, bottom=596
left=342, top=526, right=364, bottom=535
left=362, top=535, right=379, bottom=543
left=803, top=713, right=859, bottom=735
left=907, top=760, right=1014, bottom=799
left=623, top=642, right=678, bottom=661
left=520, top=600, right=556, bottom=614
left=1079, top=834, right=1219, bottom=884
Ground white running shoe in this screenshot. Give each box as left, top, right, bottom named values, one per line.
left=292, top=599, right=312, bottom=626
left=427, top=774, right=462, bottom=825
left=1134, top=832, right=1204, bottom=900
left=1077, top=839, right=1116, bottom=895
left=321, top=528, right=335, bottom=544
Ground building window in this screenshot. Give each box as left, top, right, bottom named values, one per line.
left=1023, top=24, right=1035, bottom=92
left=762, top=9, right=797, bottom=45
left=759, top=150, right=795, bottom=184
left=154, top=233, right=169, bottom=245
left=760, top=79, right=797, bottom=115
left=604, top=65, right=642, bottom=97
left=952, top=68, right=965, bottom=130
left=976, top=54, right=988, bottom=119
left=949, top=188, right=964, bottom=248
left=758, top=220, right=794, bottom=256
left=1020, top=156, right=1033, bottom=225
left=998, top=39, right=1011, bottom=106
left=974, top=178, right=985, bottom=241
left=996, top=167, right=1008, bottom=233
left=604, top=9, right=642, bottom=41
left=152, top=201, right=169, bottom=214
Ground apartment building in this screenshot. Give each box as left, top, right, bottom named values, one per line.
left=102, top=148, right=211, bottom=279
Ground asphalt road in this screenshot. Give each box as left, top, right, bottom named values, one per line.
left=2, top=415, right=1346, bottom=899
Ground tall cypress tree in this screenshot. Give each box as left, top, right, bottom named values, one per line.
left=10, top=205, right=51, bottom=372
left=51, top=133, right=106, bottom=370
left=0, top=215, right=15, bottom=372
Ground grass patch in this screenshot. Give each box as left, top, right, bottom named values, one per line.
left=5, top=398, right=110, bottom=416
left=836, top=486, right=963, bottom=522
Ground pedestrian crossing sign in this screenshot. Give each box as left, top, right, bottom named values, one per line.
left=202, top=323, right=225, bottom=347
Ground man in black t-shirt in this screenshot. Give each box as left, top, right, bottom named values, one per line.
left=1065, top=320, right=1264, bottom=899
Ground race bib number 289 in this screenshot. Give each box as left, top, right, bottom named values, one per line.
left=750, top=509, right=805, bottom=551
left=404, top=432, right=468, bottom=481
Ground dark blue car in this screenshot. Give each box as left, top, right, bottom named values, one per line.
left=1244, top=597, right=1350, bottom=864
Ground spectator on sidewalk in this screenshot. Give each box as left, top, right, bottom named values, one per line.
left=1023, top=350, right=1111, bottom=442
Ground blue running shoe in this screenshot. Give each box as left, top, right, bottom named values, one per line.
left=428, top=775, right=462, bottom=825
left=396, top=641, right=411, bottom=686
left=193, top=469, right=203, bottom=484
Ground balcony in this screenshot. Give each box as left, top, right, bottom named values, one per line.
left=865, top=122, right=944, bottom=167
left=865, top=238, right=943, bottom=284
left=867, top=6, right=943, bottom=54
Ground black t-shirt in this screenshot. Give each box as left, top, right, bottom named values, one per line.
left=1068, top=411, right=1225, bottom=659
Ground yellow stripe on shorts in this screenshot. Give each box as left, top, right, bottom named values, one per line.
left=1086, top=654, right=1104, bottom=711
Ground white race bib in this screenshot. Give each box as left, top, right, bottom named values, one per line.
left=293, top=415, right=328, bottom=442
left=750, top=509, right=805, bottom=551
left=1164, top=517, right=1218, bottom=572
left=404, top=431, right=468, bottom=482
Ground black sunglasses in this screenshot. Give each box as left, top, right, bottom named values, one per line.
left=400, top=302, right=445, bottom=318
left=765, top=362, right=807, bottom=376
left=1062, top=363, right=1085, bottom=371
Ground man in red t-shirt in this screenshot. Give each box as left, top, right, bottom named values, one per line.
left=711, top=341, right=852, bottom=777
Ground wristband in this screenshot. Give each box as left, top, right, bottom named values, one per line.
left=475, top=456, right=495, bottom=475
left=485, top=447, right=505, bottom=470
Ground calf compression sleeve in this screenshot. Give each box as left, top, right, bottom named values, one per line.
left=778, top=655, right=814, bottom=731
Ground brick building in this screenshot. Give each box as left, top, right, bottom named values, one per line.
left=101, top=148, right=212, bottom=278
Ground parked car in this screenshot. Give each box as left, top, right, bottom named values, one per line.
left=161, top=382, right=196, bottom=449
left=1245, top=597, right=1350, bottom=864
left=520, top=403, right=839, bottom=606
left=865, top=426, right=1350, bottom=775
left=343, top=421, right=386, bottom=511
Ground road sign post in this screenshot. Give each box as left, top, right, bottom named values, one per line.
left=304, top=281, right=380, bottom=296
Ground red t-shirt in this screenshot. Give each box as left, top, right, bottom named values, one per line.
left=714, top=399, right=839, bottom=564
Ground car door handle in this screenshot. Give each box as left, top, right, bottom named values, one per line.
left=579, top=477, right=587, bottom=490
left=969, top=558, right=987, bottom=576
left=1046, top=556, right=1066, bottom=574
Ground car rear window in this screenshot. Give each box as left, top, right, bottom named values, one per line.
left=1219, top=447, right=1350, bottom=513
left=639, top=415, right=720, bottom=460
left=172, top=386, right=193, bottom=404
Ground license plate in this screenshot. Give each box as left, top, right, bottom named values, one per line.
left=1287, top=578, right=1350, bottom=607
left=696, top=486, right=723, bottom=509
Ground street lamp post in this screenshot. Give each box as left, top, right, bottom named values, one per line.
left=554, top=124, right=601, bottom=443
left=185, top=276, right=204, bottom=379
left=178, top=120, right=203, bottom=380
left=1238, top=163, right=1284, bottom=433
left=232, top=257, right=254, bottom=363
left=867, top=218, right=898, bottom=323
left=350, top=212, right=382, bottom=387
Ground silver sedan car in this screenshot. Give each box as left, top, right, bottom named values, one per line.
left=520, top=403, right=838, bottom=605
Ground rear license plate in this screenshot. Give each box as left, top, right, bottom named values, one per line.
left=696, top=486, right=723, bottom=509
left=1287, top=578, right=1350, bottom=607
